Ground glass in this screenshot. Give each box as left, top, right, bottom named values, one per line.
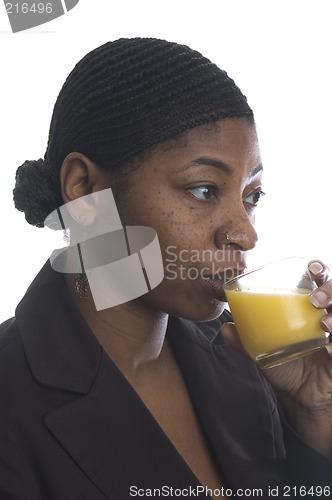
left=223, top=257, right=329, bottom=368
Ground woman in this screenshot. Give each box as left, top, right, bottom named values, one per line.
left=0, top=38, right=331, bottom=499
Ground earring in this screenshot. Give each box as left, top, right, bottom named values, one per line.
left=75, top=217, right=90, bottom=299
left=75, top=270, right=89, bottom=299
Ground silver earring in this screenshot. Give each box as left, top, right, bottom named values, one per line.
left=75, top=271, right=89, bottom=299
left=75, top=217, right=89, bottom=299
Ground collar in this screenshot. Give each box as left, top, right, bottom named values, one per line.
left=15, top=261, right=102, bottom=394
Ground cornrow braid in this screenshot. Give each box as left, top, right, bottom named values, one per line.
left=13, top=37, right=254, bottom=227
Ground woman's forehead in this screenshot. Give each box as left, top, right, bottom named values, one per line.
left=154, top=119, right=259, bottom=163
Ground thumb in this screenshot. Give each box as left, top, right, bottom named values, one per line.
left=221, top=322, right=247, bottom=356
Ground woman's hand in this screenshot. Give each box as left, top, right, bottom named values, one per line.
left=222, top=260, right=332, bottom=459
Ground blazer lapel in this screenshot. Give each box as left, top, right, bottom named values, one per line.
left=44, top=351, right=205, bottom=499
left=167, top=316, right=287, bottom=490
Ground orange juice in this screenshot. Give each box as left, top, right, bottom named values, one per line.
left=225, top=288, right=328, bottom=363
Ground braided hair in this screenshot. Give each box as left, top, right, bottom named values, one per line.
left=13, top=37, right=254, bottom=228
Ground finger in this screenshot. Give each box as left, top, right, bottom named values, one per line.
left=308, top=260, right=330, bottom=287
left=309, top=279, right=332, bottom=310
left=320, top=311, right=332, bottom=334
left=221, top=322, right=247, bottom=356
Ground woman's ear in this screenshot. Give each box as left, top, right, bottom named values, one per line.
left=60, top=152, right=110, bottom=204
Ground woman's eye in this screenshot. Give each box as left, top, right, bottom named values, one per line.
left=244, top=189, right=265, bottom=207
left=187, top=185, right=217, bottom=201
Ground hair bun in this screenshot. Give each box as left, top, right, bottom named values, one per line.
left=13, top=158, right=62, bottom=228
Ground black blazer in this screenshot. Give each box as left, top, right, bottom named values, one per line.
left=0, top=262, right=331, bottom=499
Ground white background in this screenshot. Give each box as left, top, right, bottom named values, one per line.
left=1, top=0, right=331, bottom=322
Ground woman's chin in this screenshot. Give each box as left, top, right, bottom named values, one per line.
left=170, top=298, right=227, bottom=323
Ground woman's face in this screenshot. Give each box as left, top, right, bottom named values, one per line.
left=110, top=118, right=263, bottom=321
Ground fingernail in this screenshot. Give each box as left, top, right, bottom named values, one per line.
left=325, top=343, right=332, bottom=355
left=310, top=290, right=328, bottom=308
left=321, top=317, right=332, bottom=332
left=308, top=262, right=324, bottom=275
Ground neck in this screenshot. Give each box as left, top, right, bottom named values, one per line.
left=65, top=274, right=169, bottom=379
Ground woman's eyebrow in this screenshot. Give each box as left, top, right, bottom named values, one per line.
left=173, top=156, right=263, bottom=176
left=173, top=156, right=233, bottom=175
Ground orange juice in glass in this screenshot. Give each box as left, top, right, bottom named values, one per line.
left=224, top=257, right=329, bottom=368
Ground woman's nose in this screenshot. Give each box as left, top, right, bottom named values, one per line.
left=214, top=207, right=258, bottom=251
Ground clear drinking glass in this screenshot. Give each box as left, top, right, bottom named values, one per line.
left=223, top=257, right=330, bottom=368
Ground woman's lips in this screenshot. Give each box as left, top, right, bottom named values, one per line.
left=200, top=268, right=245, bottom=302
left=200, top=276, right=228, bottom=302
left=202, top=267, right=245, bottom=283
